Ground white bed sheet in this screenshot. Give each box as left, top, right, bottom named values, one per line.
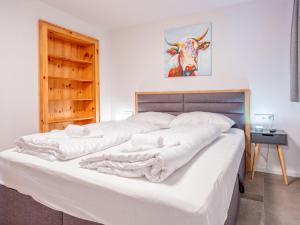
left=0, top=128, right=245, bottom=225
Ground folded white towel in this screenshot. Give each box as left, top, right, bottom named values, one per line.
left=65, top=125, right=90, bottom=137
left=65, top=125, right=104, bottom=138
left=131, top=134, right=164, bottom=149
left=123, top=134, right=180, bottom=153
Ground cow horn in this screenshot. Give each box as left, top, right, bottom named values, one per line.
left=165, top=39, right=181, bottom=47
left=194, top=29, right=209, bottom=42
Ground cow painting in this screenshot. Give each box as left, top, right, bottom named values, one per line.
left=164, top=24, right=211, bottom=77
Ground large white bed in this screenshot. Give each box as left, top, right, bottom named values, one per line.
left=0, top=128, right=244, bottom=225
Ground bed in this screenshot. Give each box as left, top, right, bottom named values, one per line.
left=0, top=89, right=250, bottom=225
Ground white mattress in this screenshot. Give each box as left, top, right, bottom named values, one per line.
left=0, top=128, right=245, bottom=225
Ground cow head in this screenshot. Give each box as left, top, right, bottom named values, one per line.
left=166, top=29, right=210, bottom=76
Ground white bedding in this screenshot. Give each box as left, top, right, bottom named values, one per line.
left=0, top=128, right=245, bottom=225
left=80, top=125, right=221, bottom=182
left=15, top=120, right=160, bottom=161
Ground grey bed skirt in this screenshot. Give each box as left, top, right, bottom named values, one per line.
left=0, top=153, right=245, bottom=225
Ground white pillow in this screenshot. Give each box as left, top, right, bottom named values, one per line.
left=169, top=111, right=235, bottom=132
left=127, top=112, right=175, bottom=128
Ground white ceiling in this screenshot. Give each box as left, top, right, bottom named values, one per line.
left=40, top=0, right=252, bottom=31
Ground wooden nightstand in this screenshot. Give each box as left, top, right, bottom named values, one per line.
left=251, top=129, right=288, bottom=185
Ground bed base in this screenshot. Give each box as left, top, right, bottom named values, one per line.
left=0, top=152, right=245, bottom=225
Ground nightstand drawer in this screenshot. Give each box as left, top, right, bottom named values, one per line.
left=251, top=133, right=287, bottom=145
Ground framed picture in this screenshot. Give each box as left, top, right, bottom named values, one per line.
left=164, top=23, right=212, bottom=77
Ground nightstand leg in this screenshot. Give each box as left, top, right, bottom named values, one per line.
left=251, top=144, right=260, bottom=180
left=276, top=145, right=288, bottom=185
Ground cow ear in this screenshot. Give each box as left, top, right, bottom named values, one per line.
left=166, top=47, right=179, bottom=55
left=198, top=41, right=210, bottom=51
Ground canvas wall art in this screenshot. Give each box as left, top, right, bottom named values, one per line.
left=164, top=23, right=212, bottom=77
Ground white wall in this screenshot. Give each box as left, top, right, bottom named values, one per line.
left=110, top=0, right=300, bottom=177
left=0, top=0, right=112, bottom=150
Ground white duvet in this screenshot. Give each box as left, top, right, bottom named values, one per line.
left=80, top=125, right=221, bottom=182
left=15, top=121, right=160, bottom=161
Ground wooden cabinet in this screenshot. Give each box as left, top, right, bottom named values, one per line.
left=39, top=20, right=99, bottom=132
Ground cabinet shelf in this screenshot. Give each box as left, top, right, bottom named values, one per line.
left=49, top=31, right=92, bottom=47
left=48, top=98, right=93, bottom=101
left=48, top=76, right=93, bottom=82
left=48, top=54, right=93, bottom=64
left=48, top=116, right=94, bottom=124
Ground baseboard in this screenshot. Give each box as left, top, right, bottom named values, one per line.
left=256, top=166, right=300, bottom=178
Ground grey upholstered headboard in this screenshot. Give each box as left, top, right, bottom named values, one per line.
left=135, top=89, right=251, bottom=171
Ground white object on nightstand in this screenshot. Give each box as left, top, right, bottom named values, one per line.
left=254, top=113, right=274, bottom=130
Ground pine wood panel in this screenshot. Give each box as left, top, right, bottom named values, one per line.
left=39, top=20, right=99, bottom=132
left=39, top=21, right=49, bottom=132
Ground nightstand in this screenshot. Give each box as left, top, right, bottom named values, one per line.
left=251, top=129, right=288, bottom=185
